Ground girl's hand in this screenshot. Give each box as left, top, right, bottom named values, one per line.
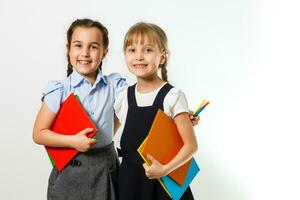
left=188, top=110, right=200, bottom=126
left=143, top=154, right=168, bottom=179
left=71, top=128, right=96, bottom=152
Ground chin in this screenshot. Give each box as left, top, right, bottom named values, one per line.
left=133, top=72, right=147, bottom=78
left=78, top=67, right=96, bottom=73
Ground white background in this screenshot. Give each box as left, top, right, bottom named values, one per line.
left=0, top=0, right=299, bottom=199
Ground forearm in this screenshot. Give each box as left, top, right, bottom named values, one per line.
left=113, top=114, right=121, bottom=135
left=32, top=102, right=75, bottom=148
left=163, top=112, right=199, bottom=175
left=33, top=129, right=74, bottom=148
left=163, top=142, right=198, bottom=175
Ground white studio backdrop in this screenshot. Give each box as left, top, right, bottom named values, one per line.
left=0, top=0, right=299, bottom=199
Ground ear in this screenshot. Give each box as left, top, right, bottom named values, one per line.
left=160, top=50, right=167, bottom=65
left=102, top=48, right=109, bottom=58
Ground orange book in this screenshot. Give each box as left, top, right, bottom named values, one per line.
left=138, top=109, right=192, bottom=186
left=45, top=93, right=98, bottom=171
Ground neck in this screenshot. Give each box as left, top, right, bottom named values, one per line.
left=74, top=68, right=98, bottom=86
left=136, top=75, right=165, bottom=93
left=83, top=71, right=98, bottom=86
left=84, top=74, right=97, bottom=85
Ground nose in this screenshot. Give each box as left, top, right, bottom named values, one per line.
left=81, top=47, right=90, bottom=57
left=135, top=51, right=144, bottom=61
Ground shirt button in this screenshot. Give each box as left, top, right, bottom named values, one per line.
left=91, top=111, right=94, bottom=115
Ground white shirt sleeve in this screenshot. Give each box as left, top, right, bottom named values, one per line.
left=163, top=88, right=189, bottom=119
left=113, top=85, right=129, bottom=124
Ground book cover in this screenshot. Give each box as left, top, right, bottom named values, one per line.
left=161, top=158, right=200, bottom=200
left=45, top=93, right=98, bottom=171
left=138, top=136, right=200, bottom=199
left=138, top=109, right=192, bottom=186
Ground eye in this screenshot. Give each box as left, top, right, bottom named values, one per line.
left=74, top=44, right=82, bottom=48
left=91, top=45, right=99, bottom=49
left=127, top=48, right=135, bottom=53
left=145, top=48, right=153, bottom=53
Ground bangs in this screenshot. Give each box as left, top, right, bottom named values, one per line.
left=124, top=24, right=159, bottom=50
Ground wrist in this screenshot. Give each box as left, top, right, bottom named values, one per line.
left=67, top=135, right=76, bottom=148
left=163, top=164, right=172, bottom=176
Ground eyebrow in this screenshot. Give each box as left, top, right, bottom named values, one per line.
left=128, top=43, right=155, bottom=47
left=72, top=40, right=100, bottom=46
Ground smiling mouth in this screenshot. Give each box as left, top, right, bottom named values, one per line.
left=133, top=64, right=147, bottom=68
left=78, top=60, right=92, bottom=64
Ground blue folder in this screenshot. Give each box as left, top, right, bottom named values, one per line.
left=161, top=158, right=200, bottom=200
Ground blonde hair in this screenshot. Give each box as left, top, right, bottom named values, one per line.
left=123, top=22, right=169, bottom=82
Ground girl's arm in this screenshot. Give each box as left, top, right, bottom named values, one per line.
left=189, top=110, right=200, bottom=126
left=143, top=112, right=198, bottom=179
left=114, top=114, right=121, bottom=135
left=32, top=102, right=96, bottom=152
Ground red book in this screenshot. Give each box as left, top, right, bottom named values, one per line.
left=45, top=93, right=98, bottom=171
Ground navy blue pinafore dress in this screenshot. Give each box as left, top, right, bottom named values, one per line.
left=118, top=83, right=194, bottom=200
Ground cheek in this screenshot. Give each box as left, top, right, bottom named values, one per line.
left=68, top=52, right=77, bottom=63
left=153, top=56, right=162, bottom=66
left=125, top=60, right=131, bottom=68
left=125, top=55, right=132, bottom=64
left=92, top=51, right=102, bottom=62
left=68, top=49, right=77, bottom=59
left=95, top=53, right=101, bottom=60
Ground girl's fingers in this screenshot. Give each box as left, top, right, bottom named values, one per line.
left=143, top=163, right=148, bottom=170
left=89, top=138, right=97, bottom=144
left=80, top=128, right=94, bottom=135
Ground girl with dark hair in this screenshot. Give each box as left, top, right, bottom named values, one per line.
left=33, top=18, right=125, bottom=200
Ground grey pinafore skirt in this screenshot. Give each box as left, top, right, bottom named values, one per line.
left=47, top=143, right=119, bottom=200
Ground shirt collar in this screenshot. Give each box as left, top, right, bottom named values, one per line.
left=70, top=69, right=107, bottom=87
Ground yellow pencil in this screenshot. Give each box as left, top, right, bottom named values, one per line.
left=193, top=100, right=206, bottom=115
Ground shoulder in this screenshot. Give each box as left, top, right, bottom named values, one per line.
left=42, top=80, right=64, bottom=99
left=41, top=79, right=69, bottom=113
left=106, top=73, right=127, bottom=87
left=114, top=85, right=128, bottom=109
left=165, top=87, right=187, bottom=103
left=164, top=86, right=189, bottom=118
left=114, top=85, right=129, bottom=122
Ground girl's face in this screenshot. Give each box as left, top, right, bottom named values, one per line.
left=125, top=36, right=166, bottom=80
left=68, top=27, right=108, bottom=83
